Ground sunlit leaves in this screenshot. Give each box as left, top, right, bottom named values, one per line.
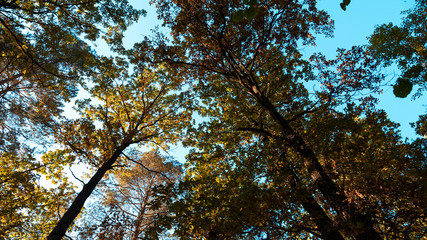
left=300, top=104, right=427, bottom=238
left=46, top=54, right=192, bottom=238
left=1, top=4, right=144, bottom=236
left=78, top=151, right=182, bottom=240
left=309, top=46, right=383, bottom=109
left=58, top=57, right=191, bottom=167
left=2, top=0, right=427, bottom=239
left=142, top=0, right=426, bottom=238
left=0, top=150, right=75, bottom=239
left=0, top=0, right=144, bottom=155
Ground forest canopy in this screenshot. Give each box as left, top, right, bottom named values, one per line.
left=1, top=0, right=426, bottom=239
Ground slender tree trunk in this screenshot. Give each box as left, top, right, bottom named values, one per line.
left=248, top=84, right=381, bottom=240
left=47, top=144, right=129, bottom=240
left=130, top=182, right=152, bottom=240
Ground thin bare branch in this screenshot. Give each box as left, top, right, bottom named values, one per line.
left=122, top=153, right=171, bottom=181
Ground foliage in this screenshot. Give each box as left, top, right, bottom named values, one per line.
left=2, top=0, right=427, bottom=239
left=148, top=99, right=427, bottom=239
left=137, top=0, right=426, bottom=239
left=56, top=57, right=189, bottom=168
left=0, top=150, right=76, bottom=239
left=78, top=150, right=182, bottom=240
left=47, top=56, right=192, bottom=239
left=147, top=134, right=321, bottom=239
left=232, top=0, right=258, bottom=22
left=0, top=0, right=144, bottom=152
left=1, top=0, right=144, bottom=238
left=369, top=0, right=427, bottom=98
left=340, top=0, right=351, bottom=11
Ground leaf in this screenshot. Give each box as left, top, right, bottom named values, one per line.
left=232, top=10, right=245, bottom=22
left=403, top=64, right=424, bottom=79
left=245, top=6, right=257, bottom=20
left=393, top=78, right=413, bottom=98
left=248, top=0, right=257, bottom=6
left=341, top=0, right=350, bottom=10
left=369, top=1, right=427, bottom=100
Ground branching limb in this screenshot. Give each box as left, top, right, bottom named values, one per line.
left=122, top=153, right=171, bottom=181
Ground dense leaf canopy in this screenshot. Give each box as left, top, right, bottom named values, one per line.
left=1, top=0, right=426, bottom=239
left=1, top=0, right=144, bottom=238
left=138, top=0, right=426, bottom=239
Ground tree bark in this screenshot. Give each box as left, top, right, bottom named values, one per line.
left=47, top=144, right=129, bottom=240
left=279, top=155, right=345, bottom=240
left=248, top=84, right=381, bottom=240
left=130, top=181, right=152, bottom=240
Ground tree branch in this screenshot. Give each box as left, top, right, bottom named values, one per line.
left=122, top=153, right=171, bottom=181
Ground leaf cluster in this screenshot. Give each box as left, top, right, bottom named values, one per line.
left=369, top=0, right=427, bottom=98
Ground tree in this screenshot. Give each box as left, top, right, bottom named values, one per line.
left=137, top=0, right=426, bottom=238
left=1, top=1, right=144, bottom=238
left=0, top=0, right=144, bottom=152
left=0, top=150, right=76, bottom=239
left=47, top=57, right=191, bottom=239
left=149, top=104, right=426, bottom=239
left=78, top=150, right=182, bottom=240
left=369, top=0, right=427, bottom=98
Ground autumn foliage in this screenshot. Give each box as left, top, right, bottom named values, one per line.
left=1, top=0, right=426, bottom=239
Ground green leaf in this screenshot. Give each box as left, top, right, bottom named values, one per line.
left=393, top=78, right=413, bottom=98
left=232, top=10, right=245, bottom=22
left=403, top=65, right=424, bottom=79
left=340, top=0, right=350, bottom=11
left=243, top=0, right=257, bottom=5
left=248, top=0, right=257, bottom=6
left=245, top=6, right=257, bottom=20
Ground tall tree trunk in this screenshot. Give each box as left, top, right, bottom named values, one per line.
left=248, top=83, right=381, bottom=240
left=130, top=182, right=152, bottom=240
left=279, top=154, right=345, bottom=240
left=47, top=144, right=129, bottom=240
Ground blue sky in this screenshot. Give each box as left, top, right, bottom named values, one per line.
left=56, top=0, right=426, bottom=179
left=311, top=0, right=426, bottom=140
left=96, top=0, right=425, bottom=141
